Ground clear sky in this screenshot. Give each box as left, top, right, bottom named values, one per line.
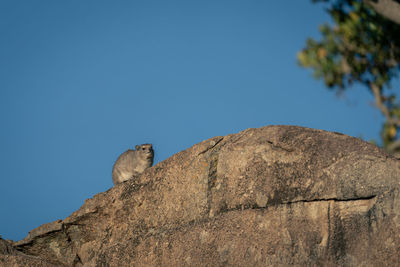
left=0, top=0, right=383, bottom=241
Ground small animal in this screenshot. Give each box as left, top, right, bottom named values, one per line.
left=112, top=144, right=154, bottom=185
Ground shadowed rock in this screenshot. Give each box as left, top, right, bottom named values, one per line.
left=10, top=125, right=400, bottom=266
left=0, top=238, right=60, bottom=267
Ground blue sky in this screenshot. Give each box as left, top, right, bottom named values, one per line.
left=0, top=0, right=382, bottom=241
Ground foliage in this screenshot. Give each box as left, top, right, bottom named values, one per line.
left=298, top=0, right=400, bottom=155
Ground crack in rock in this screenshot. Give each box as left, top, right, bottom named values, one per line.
left=221, top=195, right=377, bottom=214
left=198, top=137, right=224, bottom=155
left=207, top=150, right=220, bottom=218
left=282, top=195, right=376, bottom=205
left=266, top=140, right=294, bottom=153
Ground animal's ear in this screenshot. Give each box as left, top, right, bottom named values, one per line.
left=135, top=145, right=140, bottom=150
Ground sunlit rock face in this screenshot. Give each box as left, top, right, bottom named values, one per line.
left=9, top=125, right=400, bottom=266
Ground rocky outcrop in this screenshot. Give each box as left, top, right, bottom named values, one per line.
left=0, top=238, right=59, bottom=267
left=10, top=125, right=400, bottom=266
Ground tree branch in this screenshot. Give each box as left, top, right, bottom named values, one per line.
left=363, top=0, right=400, bottom=24
left=387, top=138, right=400, bottom=152
left=369, top=82, right=400, bottom=126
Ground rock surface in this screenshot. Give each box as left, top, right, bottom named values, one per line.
left=9, top=125, right=400, bottom=266
left=0, top=238, right=59, bottom=267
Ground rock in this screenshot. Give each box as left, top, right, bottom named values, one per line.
left=0, top=238, right=20, bottom=256
left=0, top=238, right=60, bottom=267
left=11, top=125, right=400, bottom=266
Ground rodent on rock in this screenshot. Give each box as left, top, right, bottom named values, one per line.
left=112, top=144, right=154, bottom=185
